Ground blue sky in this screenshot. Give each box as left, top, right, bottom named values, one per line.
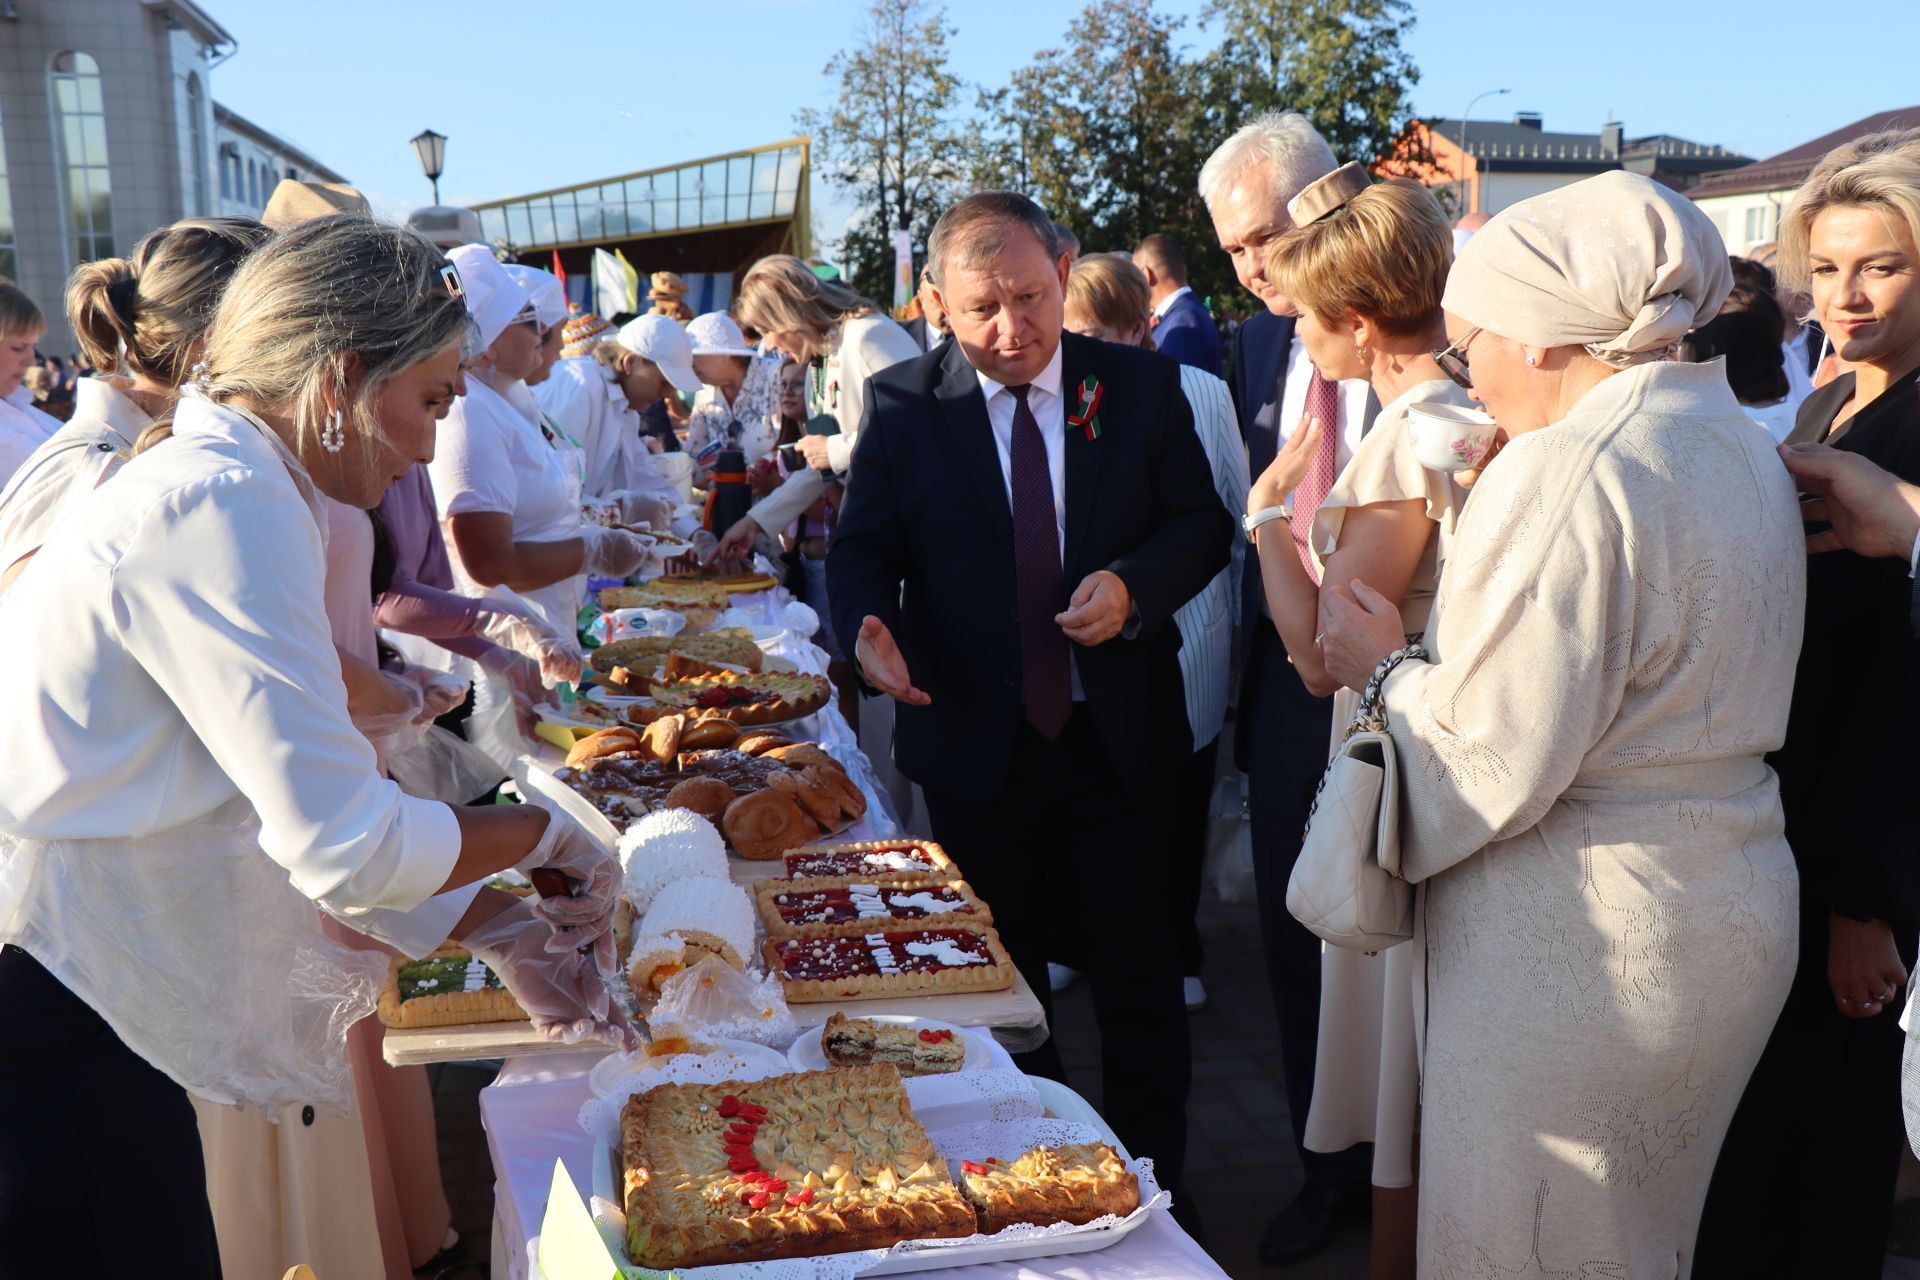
left=209, top=0, right=1920, bottom=253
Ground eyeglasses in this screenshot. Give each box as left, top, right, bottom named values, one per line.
left=1432, top=326, right=1481, bottom=390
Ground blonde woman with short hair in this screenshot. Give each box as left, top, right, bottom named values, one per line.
left=709, top=254, right=920, bottom=562
left=0, top=216, right=631, bottom=1269
left=1698, top=143, right=1920, bottom=1274
left=0, top=280, right=59, bottom=491
left=0, top=218, right=271, bottom=583
left=1063, top=252, right=1247, bottom=1020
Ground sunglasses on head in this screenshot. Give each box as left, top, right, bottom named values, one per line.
left=1432, top=326, right=1481, bottom=390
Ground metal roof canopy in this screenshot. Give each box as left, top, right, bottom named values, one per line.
left=472, top=137, right=810, bottom=263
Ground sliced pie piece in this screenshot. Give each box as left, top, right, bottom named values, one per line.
left=955, top=1142, right=1140, bottom=1232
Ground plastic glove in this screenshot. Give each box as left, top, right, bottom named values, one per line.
left=395, top=664, right=469, bottom=721
left=476, top=646, right=542, bottom=738
left=580, top=524, right=648, bottom=578
left=515, top=809, right=622, bottom=970
left=476, top=610, right=584, bottom=685
left=351, top=669, right=426, bottom=739
left=463, top=898, right=638, bottom=1050
left=606, top=491, right=675, bottom=531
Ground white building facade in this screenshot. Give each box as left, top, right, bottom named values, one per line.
left=0, top=0, right=343, bottom=352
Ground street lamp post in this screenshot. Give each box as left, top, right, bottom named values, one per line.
left=1457, top=89, right=1510, bottom=214
left=411, top=128, right=447, bottom=205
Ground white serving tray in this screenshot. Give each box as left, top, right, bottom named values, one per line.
left=587, top=1078, right=1154, bottom=1277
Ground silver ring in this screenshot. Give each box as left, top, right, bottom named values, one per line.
left=1314, top=633, right=1325, bottom=646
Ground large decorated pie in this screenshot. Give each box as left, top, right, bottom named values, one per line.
left=601, top=580, right=732, bottom=610
left=955, top=1143, right=1140, bottom=1231
left=764, top=924, right=1016, bottom=1003
left=757, top=875, right=991, bottom=940
left=376, top=944, right=524, bottom=1029
left=588, top=629, right=764, bottom=676
left=620, top=1065, right=976, bottom=1267
left=637, top=670, right=830, bottom=726
left=782, top=840, right=959, bottom=882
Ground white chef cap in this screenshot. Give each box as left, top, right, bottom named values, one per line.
left=503, top=263, right=568, bottom=330
left=446, top=244, right=524, bottom=351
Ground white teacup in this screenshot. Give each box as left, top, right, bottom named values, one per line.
left=1406, top=402, right=1499, bottom=473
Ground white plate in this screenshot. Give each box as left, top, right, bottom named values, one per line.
left=588, top=1037, right=793, bottom=1098
left=745, top=625, right=789, bottom=650
left=784, top=1015, right=987, bottom=1075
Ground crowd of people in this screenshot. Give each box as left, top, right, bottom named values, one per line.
left=0, top=104, right=1917, bottom=1280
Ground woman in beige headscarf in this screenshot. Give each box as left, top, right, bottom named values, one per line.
left=1318, top=169, right=1805, bottom=1275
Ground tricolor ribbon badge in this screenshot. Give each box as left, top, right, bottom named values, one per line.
left=1067, top=374, right=1104, bottom=442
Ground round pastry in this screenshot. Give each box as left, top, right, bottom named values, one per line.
left=734, top=731, right=794, bottom=756
left=641, top=714, right=683, bottom=763
left=763, top=742, right=840, bottom=772
left=721, top=790, right=818, bottom=860
left=663, top=776, right=736, bottom=821
left=785, top=769, right=842, bottom=826
left=802, top=763, right=868, bottom=820
left=616, top=808, right=729, bottom=916
left=565, top=725, right=642, bottom=767
left=679, top=717, right=742, bottom=750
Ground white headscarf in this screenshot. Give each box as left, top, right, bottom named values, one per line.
left=1441, top=170, right=1733, bottom=368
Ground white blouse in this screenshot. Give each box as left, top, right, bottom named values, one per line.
left=533, top=356, right=675, bottom=502
left=0, top=384, right=61, bottom=490
left=0, top=376, right=149, bottom=575
left=0, top=397, right=461, bottom=916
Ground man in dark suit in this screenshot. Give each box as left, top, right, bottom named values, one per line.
left=1198, top=110, right=1377, bottom=1263
left=1133, top=233, right=1221, bottom=377
left=829, top=192, right=1231, bottom=1217
left=901, top=264, right=950, bottom=353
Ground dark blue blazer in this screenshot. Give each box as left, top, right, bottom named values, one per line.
left=827, top=333, right=1234, bottom=793
left=1152, top=290, right=1222, bottom=378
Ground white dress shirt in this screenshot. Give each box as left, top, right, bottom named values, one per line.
left=975, top=341, right=1087, bottom=701
left=0, top=384, right=60, bottom=490
left=1152, top=284, right=1194, bottom=322
left=0, top=375, right=147, bottom=574
left=533, top=356, right=676, bottom=503
left=0, top=397, right=461, bottom=917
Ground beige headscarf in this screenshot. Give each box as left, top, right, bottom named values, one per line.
left=1441, top=170, right=1732, bottom=368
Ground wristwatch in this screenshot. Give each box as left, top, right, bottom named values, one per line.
left=1243, top=505, right=1292, bottom=542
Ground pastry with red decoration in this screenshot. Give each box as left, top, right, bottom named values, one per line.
left=819, top=1012, right=966, bottom=1074
left=764, top=924, right=1015, bottom=1003
left=757, top=875, right=991, bottom=941
left=955, top=1142, right=1140, bottom=1232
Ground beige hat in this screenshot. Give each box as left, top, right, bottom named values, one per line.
left=262, top=180, right=371, bottom=230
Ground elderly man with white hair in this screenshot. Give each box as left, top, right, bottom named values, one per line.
left=1199, top=110, right=1376, bottom=1265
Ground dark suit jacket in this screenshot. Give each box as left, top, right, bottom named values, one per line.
left=903, top=315, right=947, bottom=354
left=1152, top=290, right=1222, bottom=378
left=1229, top=308, right=1296, bottom=633
left=828, top=332, right=1234, bottom=793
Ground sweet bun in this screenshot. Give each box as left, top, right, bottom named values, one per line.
left=788, top=771, right=842, bottom=825
left=721, top=790, right=818, bottom=860
left=663, top=776, right=736, bottom=821
left=735, top=731, right=793, bottom=756
left=642, top=714, right=683, bottom=763
left=803, top=763, right=867, bottom=820
left=764, top=742, right=840, bottom=772
left=566, top=726, right=642, bottom=767
left=679, top=717, right=742, bottom=750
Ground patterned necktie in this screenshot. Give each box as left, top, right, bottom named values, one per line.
left=1007, top=385, right=1071, bottom=741
left=1290, top=369, right=1340, bottom=584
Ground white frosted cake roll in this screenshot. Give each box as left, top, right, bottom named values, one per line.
left=617, top=808, right=729, bottom=916
left=626, top=878, right=755, bottom=994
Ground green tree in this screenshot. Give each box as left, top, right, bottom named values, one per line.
left=796, top=0, right=968, bottom=301
left=1193, top=0, right=1424, bottom=170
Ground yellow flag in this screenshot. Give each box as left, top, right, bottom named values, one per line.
left=614, top=248, right=640, bottom=314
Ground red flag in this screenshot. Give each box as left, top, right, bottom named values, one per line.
left=551, top=250, right=569, bottom=308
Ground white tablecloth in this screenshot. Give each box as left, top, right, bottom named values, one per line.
left=480, top=1054, right=1229, bottom=1280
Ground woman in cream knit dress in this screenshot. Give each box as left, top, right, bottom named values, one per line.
left=1319, top=170, right=1805, bottom=1275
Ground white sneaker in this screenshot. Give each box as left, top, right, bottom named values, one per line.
left=1184, top=976, right=1207, bottom=1012
left=1048, top=963, right=1081, bottom=992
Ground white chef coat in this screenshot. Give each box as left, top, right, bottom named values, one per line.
left=0, top=375, right=147, bottom=575
left=0, top=396, right=461, bottom=915
left=0, top=384, right=61, bottom=490
left=533, top=356, right=677, bottom=503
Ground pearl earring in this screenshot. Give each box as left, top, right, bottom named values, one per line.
left=321, top=408, right=346, bottom=453
left=1526, top=354, right=1538, bottom=366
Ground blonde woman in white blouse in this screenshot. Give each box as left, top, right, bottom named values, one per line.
left=1247, top=169, right=1470, bottom=1280
left=0, top=217, right=631, bottom=1268
left=709, top=255, right=921, bottom=563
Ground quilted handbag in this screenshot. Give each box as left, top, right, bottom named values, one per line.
left=1285, top=646, right=1424, bottom=952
